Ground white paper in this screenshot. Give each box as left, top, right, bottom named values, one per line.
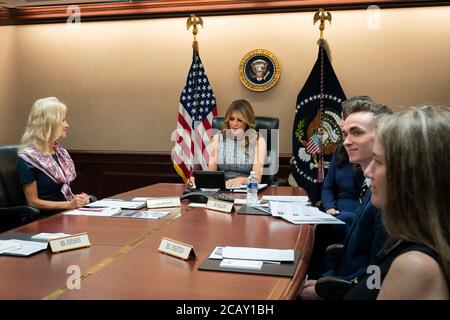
left=0, top=239, right=48, bottom=256
left=208, top=246, right=224, bottom=260
left=64, top=207, right=122, bottom=217
left=227, top=183, right=267, bottom=191
left=85, top=200, right=146, bottom=209
left=130, top=211, right=170, bottom=219
left=31, top=233, right=71, bottom=240
left=233, top=199, right=269, bottom=206
left=269, top=202, right=345, bottom=225
left=262, top=195, right=309, bottom=202
left=188, top=203, right=207, bottom=208
left=132, top=197, right=155, bottom=201
left=222, top=246, right=294, bottom=262
left=220, top=259, right=263, bottom=270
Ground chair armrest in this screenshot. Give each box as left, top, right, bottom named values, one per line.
left=0, top=205, right=40, bottom=216
left=315, top=276, right=355, bottom=300
left=0, top=205, right=40, bottom=232
left=325, top=243, right=344, bottom=261
left=324, top=243, right=345, bottom=272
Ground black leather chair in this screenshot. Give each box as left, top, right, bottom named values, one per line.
left=314, top=244, right=356, bottom=300
left=211, top=116, right=279, bottom=185
left=0, top=145, right=39, bottom=233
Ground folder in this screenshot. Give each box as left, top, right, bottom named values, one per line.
left=0, top=232, right=48, bottom=257
left=237, top=205, right=271, bottom=216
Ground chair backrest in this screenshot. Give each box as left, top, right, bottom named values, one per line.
left=211, top=116, right=279, bottom=185
left=0, top=145, right=27, bottom=207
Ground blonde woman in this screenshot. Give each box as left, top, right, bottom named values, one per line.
left=345, top=106, right=449, bottom=299
left=208, top=99, right=266, bottom=188
left=17, top=97, right=89, bottom=214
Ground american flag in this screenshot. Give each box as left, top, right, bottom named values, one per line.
left=173, top=49, right=217, bottom=182
left=306, top=134, right=321, bottom=155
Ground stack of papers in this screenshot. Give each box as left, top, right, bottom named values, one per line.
left=227, top=184, right=267, bottom=193
left=210, top=246, right=294, bottom=270
left=269, top=202, right=344, bottom=225
left=0, top=239, right=48, bottom=256
left=112, top=210, right=170, bottom=219
left=31, top=233, right=71, bottom=240
left=64, top=207, right=122, bottom=217
left=85, top=199, right=146, bottom=210
left=261, top=195, right=309, bottom=203
left=222, top=246, right=294, bottom=262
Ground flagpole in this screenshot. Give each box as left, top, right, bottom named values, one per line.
left=186, top=14, right=204, bottom=171
left=187, top=14, right=203, bottom=53
left=313, top=8, right=332, bottom=183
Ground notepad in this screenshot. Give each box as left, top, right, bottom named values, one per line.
left=219, top=259, right=263, bottom=270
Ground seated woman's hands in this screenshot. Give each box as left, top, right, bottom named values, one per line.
left=299, top=280, right=321, bottom=300
left=225, top=177, right=247, bottom=189
left=326, top=208, right=338, bottom=215
left=187, top=176, right=196, bottom=189
left=68, top=193, right=90, bottom=209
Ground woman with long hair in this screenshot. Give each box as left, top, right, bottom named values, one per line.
left=208, top=99, right=266, bottom=188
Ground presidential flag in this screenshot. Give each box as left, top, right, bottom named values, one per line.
left=173, top=49, right=217, bottom=183
left=291, top=41, right=346, bottom=205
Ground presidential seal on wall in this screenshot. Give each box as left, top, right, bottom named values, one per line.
left=239, top=49, right=281, bottom=92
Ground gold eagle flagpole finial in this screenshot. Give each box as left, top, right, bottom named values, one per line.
left=313, top=8, right=332, bottom=40
left=186, top=14, right=203, bottom=53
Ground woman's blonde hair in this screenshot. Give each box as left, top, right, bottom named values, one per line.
left=375, top=105, right=450, bottom=282
left=222, top=99, right=258, bottom=150
left=20, top=97, right=67, bottom=154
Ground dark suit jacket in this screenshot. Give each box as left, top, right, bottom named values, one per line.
left=336, top=189, right=389, bottom=281
left=321, top=151, right=362, bottom=213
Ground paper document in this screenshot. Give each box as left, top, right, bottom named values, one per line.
left=222, top=246, right=294, bottom=262
left=188, top=203, right=207, bottom=208
left=85, top=200, right=146, bottom=209
left=220, top=259, right=263, bottom=270
left=132, top=197, right=155, bottom=201
left=228, top=184, right=267, bottom=193
left=209, top=246, right=224, bottom=260
left=209, top=246, right=279, bottom=264
left=113, top=210, right=170, bottom=219
left=269, top=202, right=344, bottom=224
left=31, top=233, right=71, bottom=240
left=0, top=239, right=48, bottom=256
left=64, top=207, right=121, bottom=217
left=234, top=199, right=269, bottom=206
left=262, top=195, right=309, bottom=202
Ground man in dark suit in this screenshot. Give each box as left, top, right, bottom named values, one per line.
left=300, top=97, right=392, bottom=299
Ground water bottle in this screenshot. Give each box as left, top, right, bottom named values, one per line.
left=246, top=171, right=258, bottom=206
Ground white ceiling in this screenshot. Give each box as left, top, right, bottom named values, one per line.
left=0, top=0, right=128, bottom=8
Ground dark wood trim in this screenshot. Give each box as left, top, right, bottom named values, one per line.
left=1, top=0, right=448, bottom=25
left=69, top=150, right=293, bottom=199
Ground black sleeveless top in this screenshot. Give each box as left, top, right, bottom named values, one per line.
left=344, top=241, right=448, bottom=300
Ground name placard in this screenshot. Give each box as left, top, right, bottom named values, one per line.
left=48, top=233, right=91, bottom=253
left=206, top=198, right=234, bottom=213
left=147, top=197, right=181, bottom=209
left=158, top=237, right=196, bottom=260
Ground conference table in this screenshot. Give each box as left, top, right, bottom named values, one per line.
left=0, top=183, right=314, bottom=300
